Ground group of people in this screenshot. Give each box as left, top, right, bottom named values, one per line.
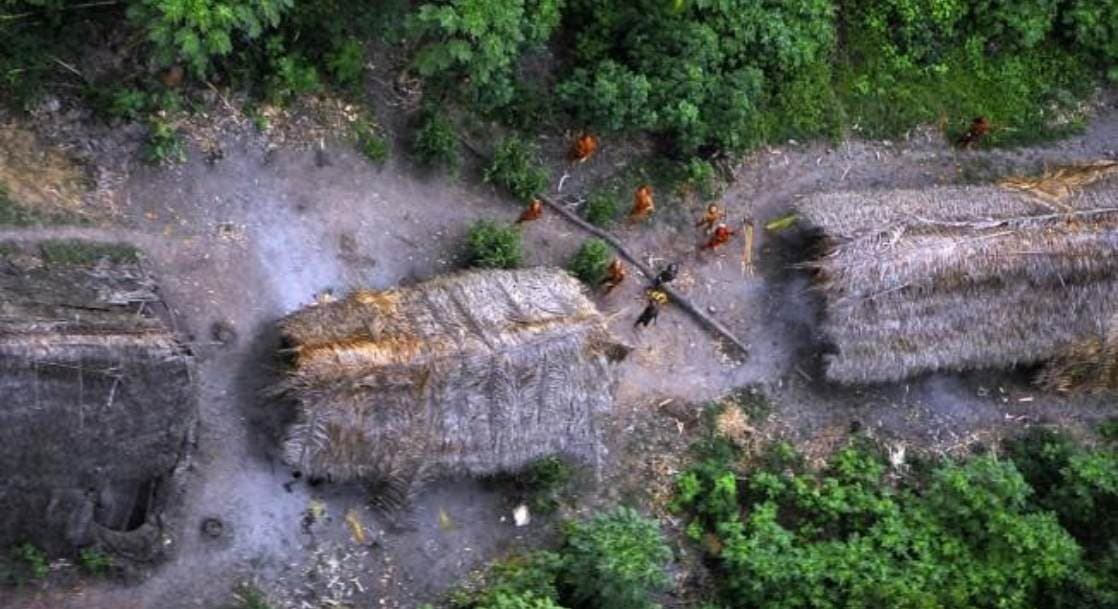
left=515, top=132, right=749, bottom=329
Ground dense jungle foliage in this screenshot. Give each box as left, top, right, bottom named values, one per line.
left=415, top=420, right=1118, bottom=609
left=2, top=0, right=1114, bottom=157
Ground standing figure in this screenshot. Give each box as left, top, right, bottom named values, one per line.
left=702, top=223, right=736, bottom=251
left=957, top=116, right=990, bottom=149
left=569, top=133, right=599, bottom=163
left=653, top=262, right=679, bottom=288
left=516, top=198, right=544, bottom=224
left=600, top=258, right=626, bottom=295
left=629, top=185, right=655, bottom=222
left=695, top=203, right=723, bottom=233
left=634, top=289, right=669, bottom=329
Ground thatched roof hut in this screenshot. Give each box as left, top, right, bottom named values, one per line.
left=278, top=268, right=627, bottom=494
left=798, top=174, right=1118, bottom=387
left=0, top=242, right=196, bottom=555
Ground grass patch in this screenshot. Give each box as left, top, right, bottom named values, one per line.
left=837, top=41, right=1095, bottom=145
left=354, top=119, right=390, bottom=164
left=233, top=583, right=275, bottom=609
left=0, top=185, right=81, bottom=227
left=38, top=240, right=140, bottom=267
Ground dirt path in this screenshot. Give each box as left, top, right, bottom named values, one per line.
left=4, top=95, right=1118, bottom=608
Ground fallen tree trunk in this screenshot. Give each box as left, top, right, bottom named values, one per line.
left=535, top=194, right=750, bottom=359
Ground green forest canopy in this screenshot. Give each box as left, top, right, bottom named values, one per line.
left=2, top=0, right=1115, bottom=154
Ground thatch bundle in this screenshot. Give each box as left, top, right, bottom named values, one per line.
left=0, top=243, right=196, bottom=554
left=278, top=268, right=627, bottom=495
left=799, top=170, right=1118, bottom=387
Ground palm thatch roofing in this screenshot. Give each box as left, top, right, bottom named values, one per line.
left=798, top=170, right=1118, bottom=387
left=278, top=268, right=627, bottom=494
left=0, top=241, right=196, bottom=555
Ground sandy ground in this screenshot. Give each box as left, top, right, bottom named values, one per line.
left=2, top=90, right=1118, bottom=608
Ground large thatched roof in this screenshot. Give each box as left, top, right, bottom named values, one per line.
left=0, top=242, right=196, bottom=555
left=278, top=268, right=627, bottom=494
left=799, top=173, right=1118, bottom=386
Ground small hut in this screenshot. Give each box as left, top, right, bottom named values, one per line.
left=0, top=242, right=196, bottom=555
left=798, top=171, right=1118, bottom=388
left=278, top=268, right=628, bottom=495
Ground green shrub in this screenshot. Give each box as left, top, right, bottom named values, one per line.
left=1063, top=0, right=1118, bottom=75
left=263, top=38, right=321, bottom=104
left=558, top=0, right=835, bottom=155
left=567, top=238, right=610, bottom=285
left=477, top=592, right=566, bottom=609
left=515, top=456, right=574, bottom=514
left=126, top=0, right=292, bottom=75
left=674, top=438, right=1099, bottom=609
left=410, top=0, right=563, bottom=109
left=108, top=87, right=148, bottom=121
left=144, top=116, right=186, bottom=165
left=413, top=108, right=460, bottom=171
left=326, top=38, right=365, bottom=87
left=484, top=137, right=549, bottom=201
left=77, top=548, right=112, bottom=576
left=3, top=543, right=49, bottom=584
left=354, top=119, right=389, bottom=163
left=560, top=507, right=671, bottom=609
left=582, top=191, right=618, bottom=226
left=681, top=157, right=717, bottom=198
left=466, top=220, right=522, bottom=269
left=233, top=583, right=275, bottom=609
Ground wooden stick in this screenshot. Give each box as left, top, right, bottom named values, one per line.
left=534, top=194, right=750, bottom=358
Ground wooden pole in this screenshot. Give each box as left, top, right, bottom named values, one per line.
left=534, top=194, right=750, bottom=358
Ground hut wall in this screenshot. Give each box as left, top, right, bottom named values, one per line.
left=0, top=248, right=196, bottom=554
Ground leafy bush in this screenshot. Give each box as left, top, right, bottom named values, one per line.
left=144, top=116, right=187, bottom=165
left=1062, top=0, right=1118, bottom=77
left=558, top=0, right=835, bottom=155
left=2, top=543, right=49, bottom=585
left=261, top=36, right=321, bottom=104
left=233, top=583, right=275, bottom=609
left=410, top=0, right=563, bottom=109
left=477, top=592, right=566, bottom=609
left=673, top=437, right=1111, bottom=609
left=108, top=88, right=148, bottom=121
left=837, top=0, right=1104, bottom=143
left=484, top=137, right=549, bottom=201
left=326, top=38, right=365, bottom=87
left=582, top=191, right=618, bottom=226
left=413, top=108, right=460, bottom=171
left=567, top=238, right=610, bottom=285
left=354, top=119, right=389, bottom=163
left=77, top=548, right=112, bottom=576
left=559, top=507, right=671, bottom=609
left=518, top=456, right=573, bottom=498
left=466, top=220, right=522, bottom=269
left=126, top=0, right=293, bottom=75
